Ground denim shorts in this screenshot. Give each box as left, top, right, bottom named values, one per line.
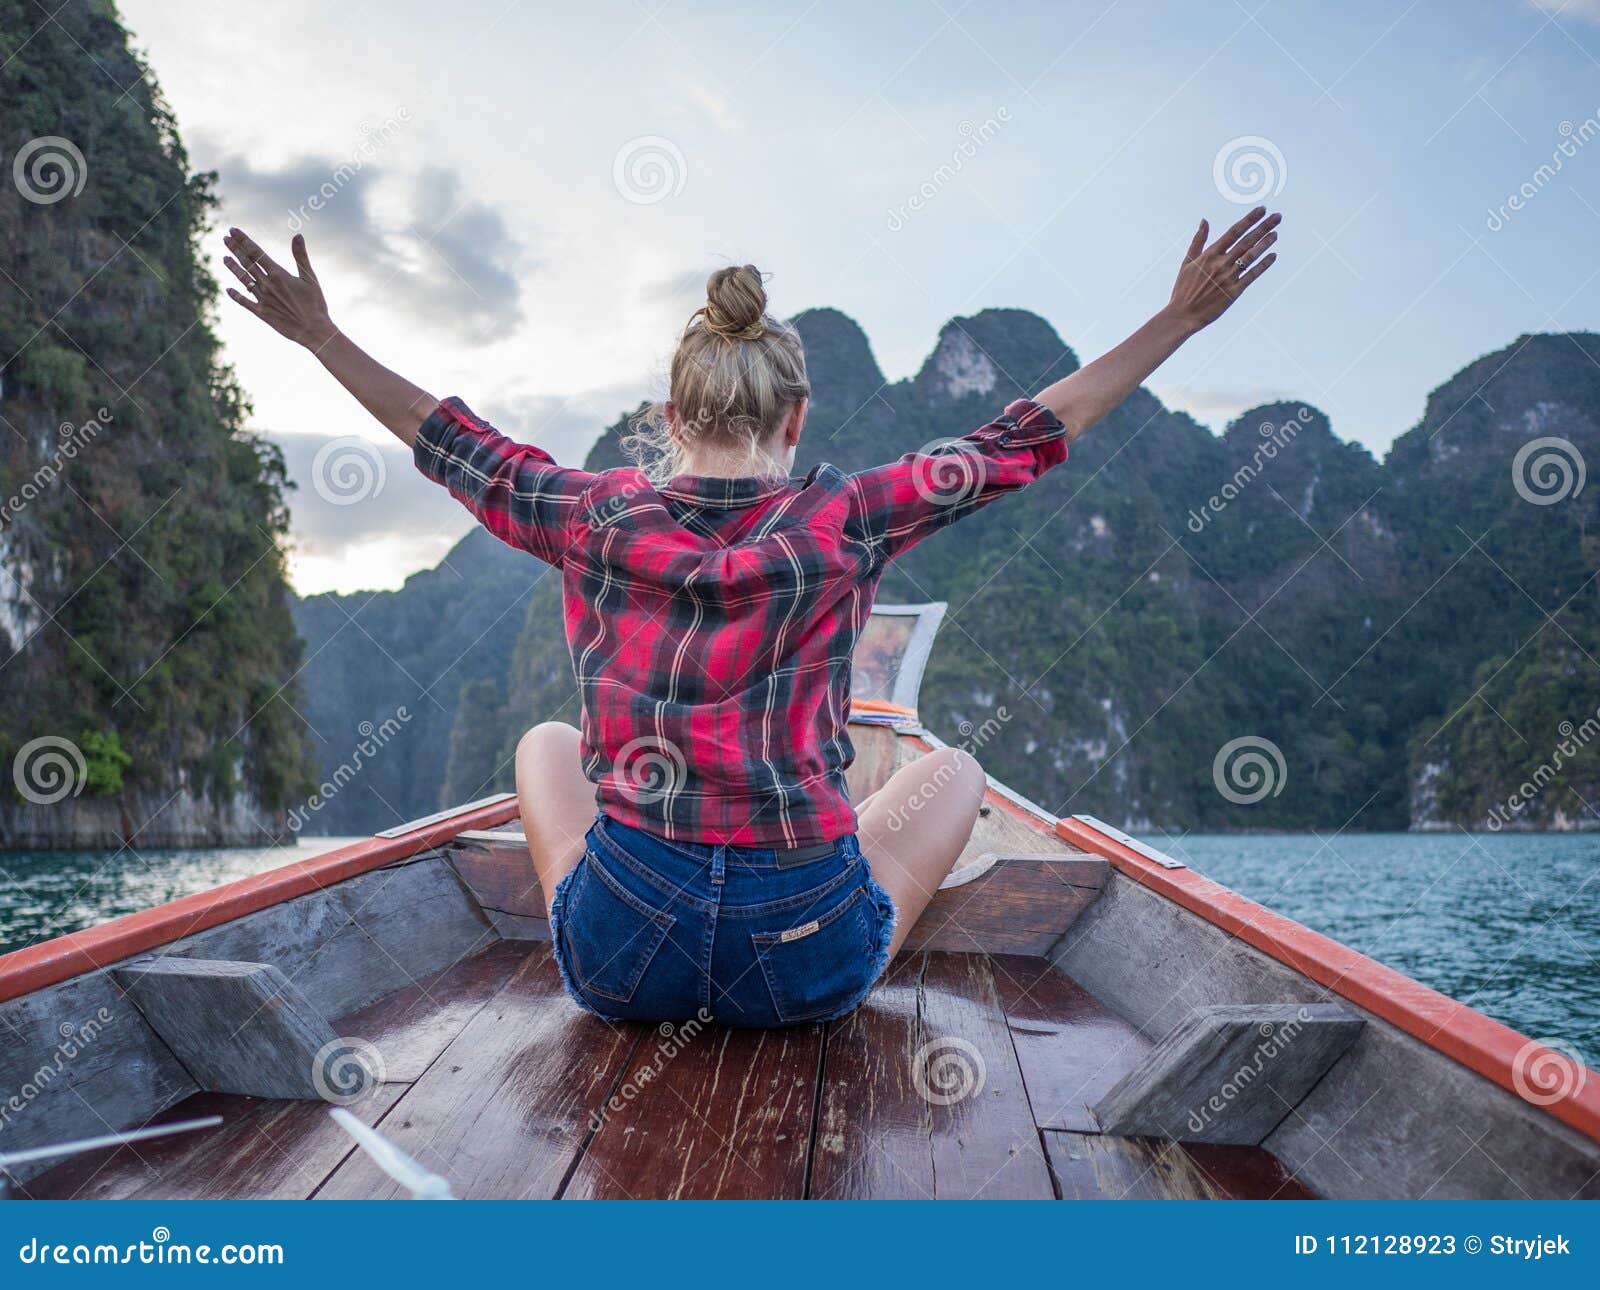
left=548, top=814, right=898, bottom=1027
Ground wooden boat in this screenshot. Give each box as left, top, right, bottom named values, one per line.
left=1, top=604, right=1597, bottom=1201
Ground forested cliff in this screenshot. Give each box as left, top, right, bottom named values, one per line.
left=292, top=306, right=1600, bottom=835
left=0, top=0, right=313, bottom=847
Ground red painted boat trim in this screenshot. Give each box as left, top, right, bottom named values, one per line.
left=0, top=795, right=520, bottom=1006
left=1054, top=815, right=1600, bottom=1145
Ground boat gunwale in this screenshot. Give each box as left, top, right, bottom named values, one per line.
left=0, top=793, right=520, bottom=1006
left=1054, top=814, right=1600, bottom=1147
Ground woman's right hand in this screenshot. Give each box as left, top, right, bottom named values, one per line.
left=223, top=229, right=337, bottom=349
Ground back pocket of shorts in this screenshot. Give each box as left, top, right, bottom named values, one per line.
left=561, top=852, right=675, bottom=1003
left=752, top=884, right=874, bottom=1024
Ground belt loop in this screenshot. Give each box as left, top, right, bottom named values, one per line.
left=710, top=844, right=726, bottom=886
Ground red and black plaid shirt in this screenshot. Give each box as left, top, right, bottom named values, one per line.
left=415, top=395, right=1068, bottom=845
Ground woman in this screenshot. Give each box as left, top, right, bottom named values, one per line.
left=223, top=206, right=1279, bottom=1026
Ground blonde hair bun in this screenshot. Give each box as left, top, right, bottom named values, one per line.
left=701, top=265, right=768, bottom=341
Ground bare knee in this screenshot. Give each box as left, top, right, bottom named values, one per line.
left=922, top=746, right=986, bottom=802
left=517, top=721, right=580, bottom=763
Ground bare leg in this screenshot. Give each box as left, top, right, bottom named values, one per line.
left=855, top=747, right=986, bottom=957
left=515, top=721, right=597, bottom=917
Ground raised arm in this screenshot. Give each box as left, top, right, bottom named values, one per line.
left=847, top=207, right=1280, bottom=564
left=1034, top=206, right=1280, bottom=441
left=223, top=229, right=436, bottom=445
left=223, top=228, right=593, bottom=565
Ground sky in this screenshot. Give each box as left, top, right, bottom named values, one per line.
left=115, top=0, right=1600, bottom=596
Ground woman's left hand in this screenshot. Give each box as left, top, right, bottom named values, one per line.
left=1167, top=206, right=1280, bottom=334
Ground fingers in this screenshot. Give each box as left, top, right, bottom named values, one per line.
left=223, top=255, right=261, bottom=293
left=1183, top=219, right=1208, bottom=263
left=1237, top=252, right=1277, bottom=290
left=225, top=227, right=287, bottom=277
left=226, top=287, right=265, bottom=318
left=1229, top=212, right=1281, bottom=264
left=290, top=233, right=317, bottom=282
left=1233, top=228, right=1277, bottom=274
left=1205, top=205, right=1268, bottom=258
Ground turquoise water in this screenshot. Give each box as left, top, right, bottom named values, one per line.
left=1142, top=832, right=1599, bottom=1057
left=0, top=832, right=1594, bottom=1054
left=0, top=838, right=359, bottom=958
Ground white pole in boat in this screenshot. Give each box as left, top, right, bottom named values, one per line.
left=327, top=1108, right=455, bottom=1199
left=0, top=1116, right=224, bottom=1198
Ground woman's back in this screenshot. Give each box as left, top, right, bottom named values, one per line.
left=414, top=395, right=1067, bottom=846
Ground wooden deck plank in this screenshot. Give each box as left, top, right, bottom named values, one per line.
left=316, top=947, right=640, bottom=1200
left=21, top=1085, right=404, bottom=1201
left=810, top=954, right=935, bottom=1199
left=563, top=1020, right=821, bottom=1199
left=332, top=940, right=530, bottom=1082
left=919, top=953, right=1056, bottom=1198
left=990, top=953, right=1153, bottom=1132
left=1043, top=1131, right=1315, bottom=1200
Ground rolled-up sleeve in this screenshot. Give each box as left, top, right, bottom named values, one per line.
left=846, top=398, right=1068, bottom=565
left=413, top=396, right=594, bottom=566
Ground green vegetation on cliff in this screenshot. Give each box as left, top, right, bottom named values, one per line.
left=0, top=0, right=313, bottom=842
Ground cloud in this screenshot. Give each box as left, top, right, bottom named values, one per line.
left=1528, top=0, right=1600, bottom=21
left=212, top=151, right=529, bottom=343
left=266, top=385, right=643, bottom=593
left=378, top=166, right=526, bottom=343
left=679, top=80, right=740, bottom=132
